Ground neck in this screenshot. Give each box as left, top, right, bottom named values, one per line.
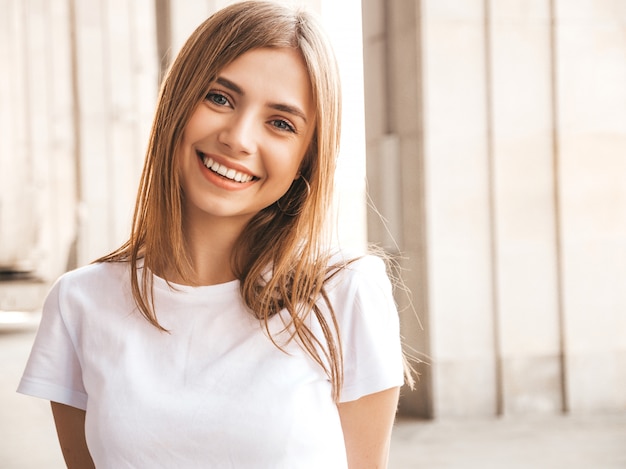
left=179, top=212, right=251, bottom=286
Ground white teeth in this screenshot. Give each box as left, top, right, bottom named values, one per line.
left=201, top=155, right=254, bottom=183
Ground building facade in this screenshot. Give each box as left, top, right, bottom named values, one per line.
left=363, top=0, right=626, bottom=417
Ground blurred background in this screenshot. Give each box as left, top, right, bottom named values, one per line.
left=1, top=0, right=625, bottom=467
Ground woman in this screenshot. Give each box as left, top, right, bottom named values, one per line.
left=18, top=1, right=408, bottom=467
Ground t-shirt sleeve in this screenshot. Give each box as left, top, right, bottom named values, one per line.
left=336, top=255, right=405, bottom=403
left=17, top=278, right=88, bottom=410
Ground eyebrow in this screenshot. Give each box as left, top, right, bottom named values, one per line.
left=215, top=76, right=309, bottom=124
left=269, top=103, right=308, bottom=124
left=216, top=77, right=243, bottom=95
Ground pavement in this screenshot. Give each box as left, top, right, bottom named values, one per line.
left=390, top=414, right=626, bottom=468
left=2, top=317, right=625, bottom=469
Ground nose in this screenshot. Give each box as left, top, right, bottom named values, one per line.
left=217, top=112, right=258, bottom=156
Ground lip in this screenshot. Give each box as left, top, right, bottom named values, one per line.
left=195, top=150, right=258, bottom=190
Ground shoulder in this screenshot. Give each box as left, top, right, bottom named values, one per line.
left=50, top=261, right=131, bottom=305
left=55, top=261, right=128, bottom=289
left=41, top=261, right=136, bottom=328
left=321, top=251, right=397, bottom=328
left=325, top=250, right=392, bottom=296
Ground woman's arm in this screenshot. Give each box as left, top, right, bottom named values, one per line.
left=337, top=386, right=400, bottom=469
left=50, top=401, right=95, bottom=469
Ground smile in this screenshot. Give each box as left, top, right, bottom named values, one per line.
left=198, top=152, right=257, bottom=183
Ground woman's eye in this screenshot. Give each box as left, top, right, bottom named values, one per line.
left=271, top=119, right=296, bottom=133
left=206, top=92, right=230, bottom=107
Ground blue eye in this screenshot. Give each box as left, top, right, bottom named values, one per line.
left=271, top=119, right=296, bottom=133
left=206, top=92, right=230, bottom=106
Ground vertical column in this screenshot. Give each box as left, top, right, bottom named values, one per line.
left=389, top=0, right=432, bottom=418
left=24, top=0, right=51, bottom=271
left=72, top=0, right=112, bottom=264
left=46, top=0, right=78, bottom=279
left=104, top=0, right=150, bottom=246
left=422, top=0, right=497, bottom=417
left=130, top=0, right=159, bottom=162
left=105, top=0, right=133, bottom=247
left=556, top=0, right=626, bottom=412
left=488, top=0, right=563, bottom=414
left=362, top=0, right=432, bottom=417
left=0, top=0, right=37, bottom=272
left=71, top=0, right=159, bottom=266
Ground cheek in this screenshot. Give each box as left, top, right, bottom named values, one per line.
left=267, top=145, right=305, bottom=180
left=184, top=107, right=204, bottom=136
left=294, top=145, right=313, bottom=180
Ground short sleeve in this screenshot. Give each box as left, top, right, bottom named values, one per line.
left=17, top=278, right=88, bottom=410
left=335, top=255, right=405, bottom=403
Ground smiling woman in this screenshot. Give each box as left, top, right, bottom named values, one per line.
left=17, top=2, right=409, bottom=468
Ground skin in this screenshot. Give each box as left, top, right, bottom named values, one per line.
left=51, top=47, right=400, bottom=468
left=338, top=387, right=401, bottom=468
left=51, top=402, right=94, bottom=469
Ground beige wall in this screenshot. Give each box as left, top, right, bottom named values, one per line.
left=557, top=1, right=626, bottom=412
left=72, top=0, right=159, bottom=271
left=0, top=0, right=77, bottom=278
left=363, top=0, right=626, bottom=417
left=0, top=0, right=159, bottom=281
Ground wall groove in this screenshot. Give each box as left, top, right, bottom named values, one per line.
left=548, top=0, right=569, bottom=414
left=483, top=0, right=504, bottom=418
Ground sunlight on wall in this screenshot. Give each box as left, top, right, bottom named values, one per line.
left=320, top=0, right=368, bottom=251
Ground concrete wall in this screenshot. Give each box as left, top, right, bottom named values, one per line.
left=363, top=0, right=626, bottom=417
left=362, top=0, right=433, bottom=417
left=0, top=0, right=77, bottom=277
left=557, top=1, right=626, bottom=413
left=72, top=0, right=159, bottom=271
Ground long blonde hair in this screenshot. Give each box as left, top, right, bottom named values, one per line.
left=99, top=1, right=347, bottom=399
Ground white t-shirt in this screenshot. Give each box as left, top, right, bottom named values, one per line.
left=18, top=255, right=404, bottom=468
